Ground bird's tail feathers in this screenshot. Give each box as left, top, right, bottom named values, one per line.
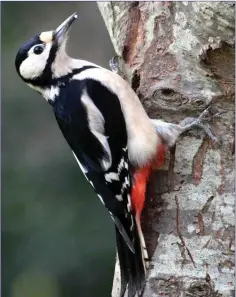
left=115, top=216, right=147, bottom=297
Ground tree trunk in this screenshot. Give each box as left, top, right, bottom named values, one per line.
left=97, top=2, right=235, bottom=297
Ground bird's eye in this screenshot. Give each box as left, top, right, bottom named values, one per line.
left=33, top=44, right=44, bottom=55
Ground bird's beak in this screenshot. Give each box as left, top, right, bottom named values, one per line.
left=53, top=12, right=78, bottom=44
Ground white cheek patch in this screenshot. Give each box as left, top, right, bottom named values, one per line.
left=19, top=43, right=52, bottom=80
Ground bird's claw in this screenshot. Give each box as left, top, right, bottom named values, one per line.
left=197, top=105, right=225, bottom=122
left=109, top=55, right=120, bottom=73
left=179, top=106, right=224, bottom=143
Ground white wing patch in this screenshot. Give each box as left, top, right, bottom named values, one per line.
left=115, top=194, right=123, bottom=201
left=81, top=90, right=112, bottom=171
left=105, top=172, right=119, bottom=182
left=120, top=177, right=130, bottom=195
left=104, top=153, right=130, bottom=203
left=117, top=157, right=125, bottom=173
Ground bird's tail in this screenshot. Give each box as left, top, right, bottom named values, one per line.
left=115, top=214, right=147, bottom=297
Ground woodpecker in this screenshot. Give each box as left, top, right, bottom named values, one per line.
left=15, top=13, right=217, bottom=297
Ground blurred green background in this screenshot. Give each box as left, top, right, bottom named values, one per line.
left=2, top=2, right=116, bottom=297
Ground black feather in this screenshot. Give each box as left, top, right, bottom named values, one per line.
left=115, top=217, right=146, bottom=297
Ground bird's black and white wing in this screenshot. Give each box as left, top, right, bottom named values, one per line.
left=52, top=77, right=132, bottom=243
left=52, top=77, right=146, bottom=296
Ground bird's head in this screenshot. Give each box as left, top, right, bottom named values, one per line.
left=15, top=13, right=78, bottom=89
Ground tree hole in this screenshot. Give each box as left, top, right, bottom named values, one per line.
left=161, top=88, right=175, bottom=96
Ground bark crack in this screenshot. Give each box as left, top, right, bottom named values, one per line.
left=175, top=195, right=196, bottom=268
left=192, top=137, right=210, bottom=185
left=122, top=2, right=141, bottom=65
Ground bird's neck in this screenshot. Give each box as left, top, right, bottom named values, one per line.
left=28, top=57, right=100, bottom=103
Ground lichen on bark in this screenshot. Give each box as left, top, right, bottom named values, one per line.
left=97, top=2, right=235, bottom=297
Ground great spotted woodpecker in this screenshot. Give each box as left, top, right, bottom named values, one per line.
left=15, top=13, right=217, bottom=297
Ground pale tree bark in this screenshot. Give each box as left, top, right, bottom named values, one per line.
left=97, top=2, right=235, bottom=297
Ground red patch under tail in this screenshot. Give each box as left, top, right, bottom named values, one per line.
left=131, top=166, right=152, bottom=219
left=131, top=143, right=167, bottom=218
left=130, top=143, right=167, bottom=272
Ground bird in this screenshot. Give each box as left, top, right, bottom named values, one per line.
left=15, top=13, right=217, bottom=297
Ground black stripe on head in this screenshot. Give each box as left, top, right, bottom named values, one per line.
left=35, top=42, right=58, bottom=86
left=15, top=34, right=42, bottom=76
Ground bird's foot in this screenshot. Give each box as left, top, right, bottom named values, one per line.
left=151, top=106, right=224, bottom=148
left=178, top=106, right=224, bottom=143
left=109, top=55, right=121, bottom=73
